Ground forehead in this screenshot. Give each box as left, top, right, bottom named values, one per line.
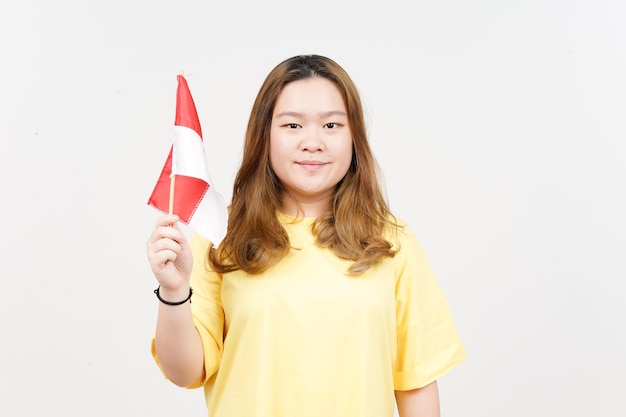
left=274, top=78, right=346, bottom=114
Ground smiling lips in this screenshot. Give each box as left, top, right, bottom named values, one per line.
left=297, top=161, right=327, bottom=172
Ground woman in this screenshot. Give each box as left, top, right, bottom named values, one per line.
left=147, top=54, right=466, bottom=417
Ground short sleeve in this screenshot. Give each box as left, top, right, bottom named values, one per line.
left=151, top=233, right=224, bottom=389
left=392, top=225, right=467, bottom=390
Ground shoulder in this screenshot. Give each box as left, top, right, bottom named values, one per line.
left=189, top=233, right=222, bottom=277
left=383, top=216, right=419, bottom=249
left=383, top=216, right=432, bottom=270
left=190, top=232, right=212, bottom=255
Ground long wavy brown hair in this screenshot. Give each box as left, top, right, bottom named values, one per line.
left=209, top=55, right=397, bottom=275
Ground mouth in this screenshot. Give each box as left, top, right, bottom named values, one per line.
left=297, top=161, right=327, bottom=171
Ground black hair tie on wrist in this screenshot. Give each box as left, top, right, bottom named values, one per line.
left=154, top=286, right=193, bottom=305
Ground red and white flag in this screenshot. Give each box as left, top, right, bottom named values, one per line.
left=148, top=75, right=228, bottom=246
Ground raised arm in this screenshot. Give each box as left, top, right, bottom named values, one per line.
left=146, top=214, right=205, bottom=386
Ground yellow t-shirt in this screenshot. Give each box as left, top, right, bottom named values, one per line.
left=153, top=214, right=466, bottom=416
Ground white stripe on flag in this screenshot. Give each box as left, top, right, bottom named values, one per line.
left=172, top=125, right=210, bottom=181
left=189, top=187, right=229, bottom=246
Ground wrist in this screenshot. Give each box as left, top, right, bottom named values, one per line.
left=154, top=285, right=193, bottom=305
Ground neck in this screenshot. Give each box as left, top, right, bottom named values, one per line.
left=280, top=194, right=331, bottom=218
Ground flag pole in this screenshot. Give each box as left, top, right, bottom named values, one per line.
left=169, top=70, right=184, bottom=216
left=169, top=176, right=175, bottom=215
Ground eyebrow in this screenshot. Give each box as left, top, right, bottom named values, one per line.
left=274, top=110, right=347, bottom=119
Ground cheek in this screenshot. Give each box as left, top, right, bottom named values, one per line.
left=268, top=133, right=280, bottom=162
left=268, top=137, right=287, bottom=173
left=338, top=140, right=354, bottom=171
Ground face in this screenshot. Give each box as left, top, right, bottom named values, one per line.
left=269, top=77, right=353, bottom=215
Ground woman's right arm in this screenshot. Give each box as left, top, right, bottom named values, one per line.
left=146, top=214, right=205, bottom=387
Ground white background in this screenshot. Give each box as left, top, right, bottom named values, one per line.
left=1, top=0, right=624, bottom=416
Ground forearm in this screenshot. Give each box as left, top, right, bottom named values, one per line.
left=154, top=286, right=205, bottom=387
left=395, top=381, right=440, bottom=417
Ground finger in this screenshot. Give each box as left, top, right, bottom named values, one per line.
left=148, top=248, right=179, bottom=269
left=148, top=223, right=187, bottom=247
left=155, top=214, right=180, bottom=228
left=148, top=234, right=183, bottom=256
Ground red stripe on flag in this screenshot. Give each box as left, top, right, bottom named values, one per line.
left=147, top=147, right=209, bottom=223
left=175, top=75, right=202, bottom=138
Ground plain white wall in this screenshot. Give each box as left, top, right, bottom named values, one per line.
left=1, top=1, right=624, bottom=416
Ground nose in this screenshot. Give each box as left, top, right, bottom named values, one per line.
left=299, top=127, right=325, bottom=152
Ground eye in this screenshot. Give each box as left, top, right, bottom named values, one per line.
left=324, top=122, right=340, bottom=129
left=283, top=123, right=301, bottom=129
